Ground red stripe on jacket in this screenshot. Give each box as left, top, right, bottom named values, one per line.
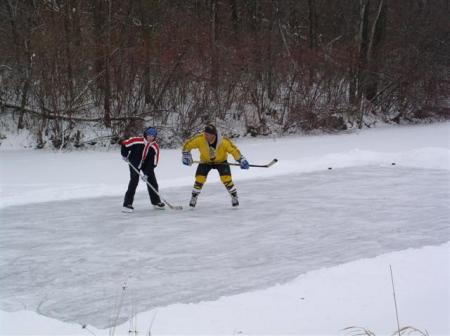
left=142, top=141, right=160, bottom=166
left=151, top=142, right=160, bottom=166
left=122, top=137, right=145, bottom=147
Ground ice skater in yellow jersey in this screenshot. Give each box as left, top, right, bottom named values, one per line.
left=182, top=124, right=250, bottom=208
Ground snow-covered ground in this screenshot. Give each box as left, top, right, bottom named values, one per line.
left=0, top=122, right=449, bottom=335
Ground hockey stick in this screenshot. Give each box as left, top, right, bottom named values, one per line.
left=124, top=158, right=183, bottom=210
left=192, top=158, right=278, bottom=168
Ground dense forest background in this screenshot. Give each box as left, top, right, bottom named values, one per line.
left=0, top=0, right=448, bottom=148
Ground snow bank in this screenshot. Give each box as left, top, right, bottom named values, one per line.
left=1, top=243, right=448, bottom=335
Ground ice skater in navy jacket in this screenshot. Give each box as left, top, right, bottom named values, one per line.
left=121, top=127, right=165, bottom=212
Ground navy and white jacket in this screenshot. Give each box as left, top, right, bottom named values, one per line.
left=121, top=137, right=160, bottom=174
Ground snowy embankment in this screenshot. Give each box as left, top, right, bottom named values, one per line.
left=1, top=243, right=448, bottom=335
left=0, top=122, right=449, bottom=335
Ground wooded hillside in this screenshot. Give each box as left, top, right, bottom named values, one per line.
left=1, top=0, right=448, bottom=148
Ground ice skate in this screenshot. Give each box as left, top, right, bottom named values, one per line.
left=122, top=205, right=134, bottom=213
left=231, top=194, right=239, bottom=207
left=153, top=202, right=166, bottom=210
left=189, top=193, right=199, bottom=208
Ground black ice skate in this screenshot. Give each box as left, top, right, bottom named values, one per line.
left=153, top=202, right=166, bottom=210
left=189, top=192, right=199, bottom=207
left=231, top=194, right=239, bottom=207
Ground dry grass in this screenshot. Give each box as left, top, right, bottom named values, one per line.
left=343, top=326, right=430, bottom=336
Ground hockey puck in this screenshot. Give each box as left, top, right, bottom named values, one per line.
left=391, top=162, right=396, bottom=165
left=328, top=167, right=332, bottom=170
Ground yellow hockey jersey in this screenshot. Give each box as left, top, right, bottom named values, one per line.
left=182, top=132, right=242, bottom=163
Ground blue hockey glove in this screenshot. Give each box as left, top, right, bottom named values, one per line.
left=182, top=152, right=193, bottom=166
left=238, top=156, right=249, bottom=169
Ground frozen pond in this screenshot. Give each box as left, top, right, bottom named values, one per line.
left=0, top=166, right=448, bottom=328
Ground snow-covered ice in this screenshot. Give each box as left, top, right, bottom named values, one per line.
left=0, top=122, right=449, bottom=335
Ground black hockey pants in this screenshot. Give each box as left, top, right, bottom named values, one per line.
left=123, top=166, right=161, bottom=206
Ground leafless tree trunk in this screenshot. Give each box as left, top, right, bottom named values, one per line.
left=308, top=0, right=318, bottom=50
left=93, top=0, right=111, bottom=127
left=62, top=1, right=74, bottom=103
left=366, top=0, right=387, bottom=101
left=5, top=0, right=34, bottom=130
left=103, top=0, right=112, bottom=127
left=210, top=0, right=219, bottom=88
left=230, top=0, right=239, bottom=37
left=266, top=0, right=276, bottom=101
left=355, top=0, right=370, bottom=127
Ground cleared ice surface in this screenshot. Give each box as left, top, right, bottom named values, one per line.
left=0, top=166, right=448, bottom=329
